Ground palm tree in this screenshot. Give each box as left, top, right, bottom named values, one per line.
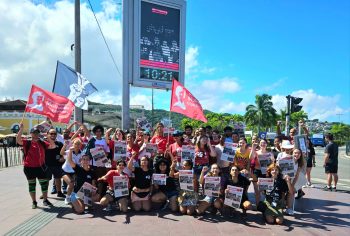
left=245, top=94, right=277, bottom=133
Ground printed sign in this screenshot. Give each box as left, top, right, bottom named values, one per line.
left=258, top=153, right=273, bottom=175
left=114, top=141, right=127, bottom=161
left=294, top=135, right=308, bottom=157
left=277, top=154, right=295, bottom=178
left=90, top=146, right=109, bottom=167
left=204, top=176, right=221, bottom=197
left=152, top=174, right=167, bottom=185
left=37, top=121, right=52, bottom=134
left=113, top=176, right=129, bottom=197
left=179, top=170, right=194, bottom=191
left=136, top=117, right=152, bottom=130
left=77, top=182, right=97, bottom=206
left=224, top=185, right=243, bottom=209
left=181, top=145, right=195, bottom=163
left=221, top=142, right=238, bottom=163
left=258, top=178, right=274, bottom=191
left=145, top=143, right=158, bottom=157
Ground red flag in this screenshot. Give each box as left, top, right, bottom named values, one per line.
left=25, top=85, right=75, bottom=124
left=170, top=80, right=207, bottom=123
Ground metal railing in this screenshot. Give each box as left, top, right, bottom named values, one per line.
left=0, top=146, right=23, bottom=168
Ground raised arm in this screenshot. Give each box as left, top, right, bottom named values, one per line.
left=199, top=166, right=209, bottom=185
left=16, top=122, right=24, bottom=146
left=67, top=147, right=77, bottom=168
left=127, top=153, right=136, bottom=172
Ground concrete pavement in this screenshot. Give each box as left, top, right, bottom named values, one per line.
left=1, top=166, right=350, bottom=236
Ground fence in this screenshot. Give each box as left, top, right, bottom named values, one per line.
left=0, top=146, right=23, bottom=168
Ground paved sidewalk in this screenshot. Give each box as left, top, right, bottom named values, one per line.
left=1, top=166, right=349, bottom=236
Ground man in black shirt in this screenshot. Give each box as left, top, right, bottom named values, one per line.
left=323, top=133, right=339, bottom=191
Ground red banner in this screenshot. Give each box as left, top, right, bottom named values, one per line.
left=25, top=85, right=75, bottom=124
left=170, top=80, right=207, bottom=123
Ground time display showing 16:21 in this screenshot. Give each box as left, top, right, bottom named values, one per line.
left=140, top=67, right=178, bottom=82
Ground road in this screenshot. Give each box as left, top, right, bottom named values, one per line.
left=310, top=146, right=349, bottom=191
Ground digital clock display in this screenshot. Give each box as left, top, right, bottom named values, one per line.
left=139, top=1, right=180, bottom=83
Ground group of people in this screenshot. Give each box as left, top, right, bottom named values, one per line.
left=16, top=120, right=339, bottom=225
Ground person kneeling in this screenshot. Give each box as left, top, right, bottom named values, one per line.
left=259, top=163, right=293, bottom=225
left=98, top=159, right=129, bottom=213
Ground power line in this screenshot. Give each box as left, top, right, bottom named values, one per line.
left=86, top=0, right=122, bottom=77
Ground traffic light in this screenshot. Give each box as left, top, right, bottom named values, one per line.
left=291, top=96, right=303, bottom=113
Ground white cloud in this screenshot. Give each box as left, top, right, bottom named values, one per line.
left=0, top=0, right=122, bottom=101
left=272, top=89, right=349, bottom=121
left=201, top=77, right=240, bottom=93
left=257, top=77, right=286, bottom=93
left=185, top=46, right=199, bottom=75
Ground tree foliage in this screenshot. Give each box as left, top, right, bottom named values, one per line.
left=329, top=123, right=350, bottom=141
left=244, top=94, right=277, bottom=133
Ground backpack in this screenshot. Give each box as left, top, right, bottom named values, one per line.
left=22, top=139, right=47, bottom=161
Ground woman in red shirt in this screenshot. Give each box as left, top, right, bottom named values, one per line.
left=150, top=122, right=174, bottom=155
left=194, top=135, right=217, bottom=178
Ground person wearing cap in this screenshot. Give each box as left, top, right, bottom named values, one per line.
left=16, top=122, right=52, bottom=209
left=167, top=130, right=184, bottom=164
left=150, top=122, right=175, bottom=154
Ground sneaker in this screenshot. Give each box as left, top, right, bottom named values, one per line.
left=51, top=187, right=57, bottom=195
left=161, top=201, right=169, bottom=211
left=284, top=208, right=294, bottom=216
left=333, top=187, right=337, bottom=192
left=32, top=201, right=38, bottom=209
left=57, top=192, right=66, bottom=198
left=43, top=199, right=53, bottom=207
left=65, top=196, right=71, bottom=205
left=323, top=186, right=332, bottom=191
left=295, top=190, right=305, bottom=199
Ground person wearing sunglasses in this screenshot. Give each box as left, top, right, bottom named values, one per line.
left=45, top=129, right=65, bottom=198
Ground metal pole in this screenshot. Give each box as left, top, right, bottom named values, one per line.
left=122, top=0, right=130, bottom=130
left=74, top=0, right=83, bottom=127
left=151, top=88, right=154, bottom=127
left=285, top=95, right=291, bottom=135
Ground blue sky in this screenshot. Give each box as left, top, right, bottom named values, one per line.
left=0, top=0, right=349, bottom=124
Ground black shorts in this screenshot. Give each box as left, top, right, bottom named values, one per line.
left=306, top=157, right=313, bottom=168
left=47, top=166, right=63, bottom=179
left=325, top=164, right=338, bottom=174
left=23, top=166, right=48, bottom=180
left=106, top=189, right=128, bottom=202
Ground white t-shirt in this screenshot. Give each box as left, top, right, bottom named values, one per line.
left=62, top=150, right=83, bottom=173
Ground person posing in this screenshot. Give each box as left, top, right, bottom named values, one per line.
left=105, top=128, right=125, bottom=169
left=66, top=147, right=98, bottom=214
left=285, top=148, right=305, bottom=216
left=151, top=158, right=179, bottom=212
left=249, top=139, right=275, bottom=206
left=234, top=137, right=251, bottom=178
left=128, top=155, right=153, bottom=211
left=98, top=159, right=129, bottom=213
left=60, top=138, right=83, bottom=205
left=194, top=135, right=217, bottom=179
left=175, top=160, right=199, bottom=215
left=150, top=122, right=175, bottom=155
left=323, top=133, right=338, bottom=191
left=271, top=137, right=282, bottom=161
left=45, top=129, right=65, bottom=198
left=17, top=123, right=52, bottom=209
left=168, top=130, right=184, bottom=164
left=304, top=137, right=316, bottom=187
left=85, top=125, right=110, bottom=199
left=260, top=163, right=293, bottom=225
left=222, top=165, right=252, bottom=217
left=215, top=135, right=231, bottom=180
left=197, top=164, right=223, bottom=215
left=210, top=130, right=221, bottom=146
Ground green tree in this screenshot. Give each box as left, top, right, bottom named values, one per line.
left=330, top=123, right=350, bottom=141
left=290, top=110, right=308, bottom=126
left=244, top=94, right=277, bottom=133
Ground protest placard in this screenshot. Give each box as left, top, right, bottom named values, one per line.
left=224, top=185, right=243, bottom=209
left=152, top=174, right=167, bottom=185
left=114, top=141, right=127, bottom=161
left=221, top=142, right=238, bottom=163
left=136, top=117, right=152, bottom=130
left=181, top=145, right=195, bottom=163
left=258, top=153, right=273, bottom=175
left=258, top=178, right=274, bottom=191
left=90, top=146, right=109, bottom=167
left=145, top=143, right=158, bottom=157
left=37, top=121, right=52, bottom=134
left=294, top=135, right=308, bottom=157
left=113, top=176, right=129, bottom=197
left=77, top=182, right=97, bottom=206
left=179, top=170, right=194, bottom=191
left=277, top=154, right=295, bottom=178
left=204, top=176, right=221, bottom=197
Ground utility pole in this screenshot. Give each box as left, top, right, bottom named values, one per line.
left=74, top=0, right=83, bottom=127
left=151, top=88, right=154, bottom=127
left=336, top=113, right=344, bottom=123
left=285, top=95, right=291, bottom=135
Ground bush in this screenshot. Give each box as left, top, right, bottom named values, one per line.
left=333, top=140, right=345, bottom=146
